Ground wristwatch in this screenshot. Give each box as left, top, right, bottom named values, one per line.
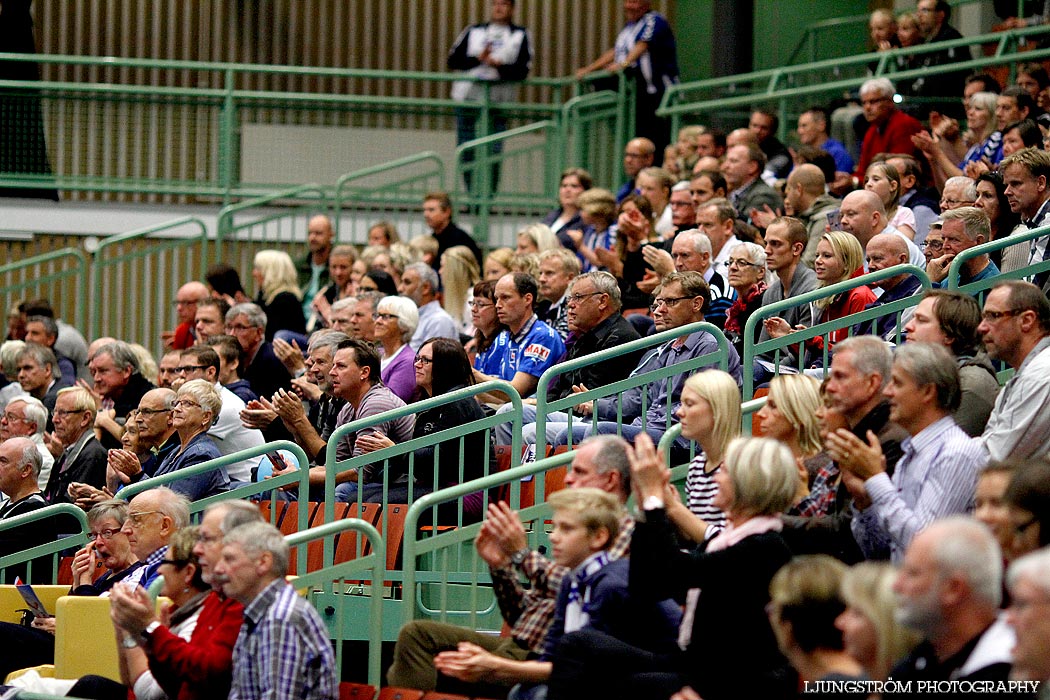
left=509, top=547, right=529, bottom=566
left=642, top=495, right=665, bottom=511
left=141, top=620, right=161, bottom=641
left=121, top=634, right=139, bottom=649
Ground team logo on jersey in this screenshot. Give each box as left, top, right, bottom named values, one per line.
left=523, top=343, right=551, bottom=362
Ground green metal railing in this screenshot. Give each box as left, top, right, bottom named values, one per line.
left=785, top=0, right=988, bottom=65
left=0, top=53, right=629, bottom=208
left=743, top=265, right=932, bottom=407
left=0, top=504, right=89, bottom=584
left=90, top=216, right=209, bottom=359
left=947, top=224, right=1050, bottom=296
left=214, top=184, right=331, bottom=275
left=533, top=320, right=731, bottom=458
left=661, top=25, right=1050, bottom=138
left=0, top=248, right=89, bottom=333
left=332, top=152, right=446, bottom=241
left=286, top=518, right=385, bottom=687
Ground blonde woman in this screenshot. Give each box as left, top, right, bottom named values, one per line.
left=483, top=247, right=514, bottom=282
left=665, top=370, right=742, bottom=543
left=756, top=375, right=834, bottom=514
left=439, top=245, right=481, bottom=334
left=515, top=222, right=560, bottom=255
left=765, top=230, right=873, bottom=360
left=252, top=250, right=306, bottom=341
left=836, top=563, right=921, bottom=683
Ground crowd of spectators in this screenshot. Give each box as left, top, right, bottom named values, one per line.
left=8, top=0, right=1050, bottom=697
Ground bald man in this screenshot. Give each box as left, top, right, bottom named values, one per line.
left=298, top=214, right=334, bottom=318
left=616, top=137, right=655, bottom=202
left=163, top=282, right=209, bottom=351
left=783, top=164, right=839, bottom=265
left=853, top=233, right=922, bottom=340
left=838, top=190, right=925, bottom=269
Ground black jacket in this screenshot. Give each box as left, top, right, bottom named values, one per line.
left=546, top=313, right=643, bottom=402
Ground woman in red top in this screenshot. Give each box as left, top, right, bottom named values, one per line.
left=766, top=230, right=875, bottom=367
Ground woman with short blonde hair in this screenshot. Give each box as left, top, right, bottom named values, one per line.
left=252, top=249, right=306, bottom=341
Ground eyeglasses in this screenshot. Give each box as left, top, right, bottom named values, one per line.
left=649, top=296, right=695, bottom=312
left=90, top=528, right=121, bottom=540
left=566, top=291, right=605, bottom=304
left=468, top=300, right=494, bottom=309
left=726, top=258, right=762, bottom=269
left=53, top=409, right=87, bottom=418
left=981, top=309, right=1028, bottom=322
left=137, top=407, right=172, bottom=416
left=414, top=356, right=434, bottom=365
left=126, top=510, right=161, bottom=525
left=175, top=365, right=208, bottom=374
left=173, top=399, right=202, bottom=409
left=196, top=531, right=222, bottom=544
left=372, top=312, right=400, bottom=321
left=1, top=412, right=28, bottom=423
left=940, top=198, right=975, bottom=207
left=920, top=240, right=943, bottom=250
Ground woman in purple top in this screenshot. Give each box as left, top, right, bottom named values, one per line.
left=374, top=295, right=417, bottom=402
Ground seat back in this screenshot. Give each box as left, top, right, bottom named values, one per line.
left=52, top=596, right=121, bottom=681
left=0, top=585, right=69, bottom=624
left=340, top=682, right=377, bottom=700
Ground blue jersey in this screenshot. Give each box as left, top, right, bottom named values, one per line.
left=495, top=315, right=565, bottom=394
left=614, top=10, right=678, bottom=95
left=474, top=335, right=507, bottom=376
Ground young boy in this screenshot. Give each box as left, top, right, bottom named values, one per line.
left=433, top=488, right=680, bottom=698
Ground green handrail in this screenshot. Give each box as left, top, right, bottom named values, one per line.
left=785, top=0, right=987, bottom=65
left=285, top=518, right=385, bottom=688
left=118, top=441, right=313, bottom=574
left=401, top=448, right=576, bottom=626
left=742, top=264, right=932, bottom=405
left=332, top=152, right=446, bottom=239
left=0, top=504, right=90, bottom=583
left=661, top=25, right=1050, bottom=123
left=0, top=247, right=89, bottom=332
left=533, top=320, right=730, bottom=456
left=322, top=380, right=523, bottom=561
left=947, top=224, right=1050, bottom=294
left=89, top=216, right=209, bottom=354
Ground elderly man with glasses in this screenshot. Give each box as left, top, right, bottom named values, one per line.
left=120, top=486, right=190, bottom=588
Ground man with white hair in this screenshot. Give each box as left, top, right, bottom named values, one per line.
left=939, top=176, right=978, bottom=211
left=1005, top=547, right=1050, bottom=688
left=216, top=522, right=337, bottom=700
left=890, top=517, right=1015, bottom=689
left=399, top=262, right=458, bottom=351
left=855, top=78, right=924, bottom=179
left=0, top=437, right=57, bottom=582
left=927, top=207, right=998, bottom=289
left=0, top=396, right=54, bottom=489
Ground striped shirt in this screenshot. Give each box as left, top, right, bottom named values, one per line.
left=685, top=453, right=727, bottom=540
left=229, top=579, right=337, bottom=700
left=852, top=416, right=984, bottom=562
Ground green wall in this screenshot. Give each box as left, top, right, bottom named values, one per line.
left=674, top=0, right=871, bottom=79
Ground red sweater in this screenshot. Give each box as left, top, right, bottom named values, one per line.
left=146, top=591, right=244, bottom=700
left=807, top=281, right=877, bottom=353
left=855, top=109, right=924, bottom=179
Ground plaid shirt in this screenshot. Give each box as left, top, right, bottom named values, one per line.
left=789, top=458, right=839, bottom=518
left=490, top=514, right=634, bottom=653
left=229, top=579, right=337, bottom=700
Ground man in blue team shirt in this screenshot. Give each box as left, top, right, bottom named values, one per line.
left=474, top=272, right=565, bottom=404
left=575, top=0, right=678, bottom=157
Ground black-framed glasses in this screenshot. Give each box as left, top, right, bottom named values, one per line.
left=137, top=407, right=172, bottom=416
left=566, top=292, right=605, bottom=304
left=920, top=240, right=943, bottom=250
left=175, top=365, right=208, bottom=374
left=981, top=309, right=1028, bottom=322
left=372, top=312, right=400, bottom=321
left=414, top=356, right=434, bottom=365
left=53, top=409, right=87, bottom=418
left=649, top=296, right=694, bottom=312
left=90, top=528, right=121, bottom=540
left=726, top=258, right=762, bottom=269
